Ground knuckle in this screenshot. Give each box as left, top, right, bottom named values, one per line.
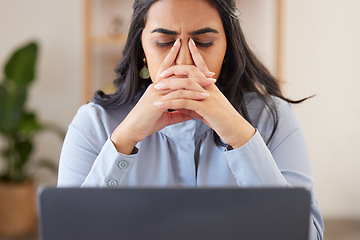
left=190, top=65, right=197, bottom=71
left=180, top=99, right=188, bottom=108
left=184, top=78, right=193, bottom=86
left=175, top=89, right=183, bottom=98
left=191, top=65, right=200, bottom=74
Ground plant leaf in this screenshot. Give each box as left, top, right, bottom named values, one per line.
left=15, top=139, right=33, bottom=171
left=4, top=42, right=38, bottom=85
left=0, top=42, right=38, bottom=134
left=19, top=111, right=42, bottom=139
left=0, top=85, right=7, bottom=131
left=0, top=85, right=27, bottom=134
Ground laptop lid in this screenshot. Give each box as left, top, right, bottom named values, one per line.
left=38, top=187, right=310, bottom=240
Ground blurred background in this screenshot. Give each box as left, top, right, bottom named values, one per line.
left=0, top=0, right=359, bottom=239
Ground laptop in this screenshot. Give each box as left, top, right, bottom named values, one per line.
left=37, top=187, right=310, bottom=240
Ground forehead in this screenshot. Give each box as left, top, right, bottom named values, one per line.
left=145, top=0, right=223, bottom=33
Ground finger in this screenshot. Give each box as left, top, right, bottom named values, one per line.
left=160, top=89, right=209, bottom=101
left=160, top=64, right=205, bottom=79
left=159, top=65, right=217, bottom=87
left=154, top=77, right=215, bottom=91
left=156, top=38, right=181, bottom=80
left=177, top=109, right=209, bottom=125
left=154, top=99, right=203, bottom=115
left=164, top=111, right=194, bottom=125
left=189, top=38, right=210, bottom=73
left=204, top=71, right=216, bottom=78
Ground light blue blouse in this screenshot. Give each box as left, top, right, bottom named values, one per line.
left=58, top=93, right=324, bottom=239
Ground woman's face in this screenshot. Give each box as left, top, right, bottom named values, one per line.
left=141, top=0, right=227, bottom=81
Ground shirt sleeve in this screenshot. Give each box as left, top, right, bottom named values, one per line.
left=224, top=99, right=324, bottom=239
left=57, top=104, right=139, bottom=188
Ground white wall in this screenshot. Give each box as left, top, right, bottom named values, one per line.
left=237, top=0, right=277, bottom=75
left=282, top=0, right=360, bottom=219
left=238, top=0, right=360, bottom=219
left=0, top=0, right=83, bottom=184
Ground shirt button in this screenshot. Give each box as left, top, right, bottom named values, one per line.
left=108, top=179, right=118, bottom=188
left=118, top=160, right=128, bottom=169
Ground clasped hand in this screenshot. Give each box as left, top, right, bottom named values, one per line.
left=111, top=39, right=255, bottom=155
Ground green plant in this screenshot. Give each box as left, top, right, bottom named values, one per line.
left=0, top=42, right=64, bottom=183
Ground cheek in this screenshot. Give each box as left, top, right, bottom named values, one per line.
left=201, top=49, right=226, bottom=78
left=143, top=42, right=168, bottom=82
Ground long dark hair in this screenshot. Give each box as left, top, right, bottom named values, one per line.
left=93, top=0, right=308, bottom=146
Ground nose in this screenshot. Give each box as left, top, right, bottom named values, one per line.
left=175, top=39, right=194, bottom=66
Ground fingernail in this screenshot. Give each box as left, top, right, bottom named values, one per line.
left=190, top=38, right=196, bottom=46
left=206, top=78, right=217, bottom=82
left=205, top=71, right=216, bottom=76
left=160, top=70, right=168, bottom=78
left=154, top=102, right=164, bottom=107
left=200, top=93, right=209, bottom=97
left=173, top=38, right=180, bottom=47
left=154, top=82, right=165, bottom=90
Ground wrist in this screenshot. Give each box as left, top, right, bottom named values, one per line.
left=111, top=126, right=138, bottom=155
left=225, top=120, right=256, bottom=149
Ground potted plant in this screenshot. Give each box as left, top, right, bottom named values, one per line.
left=0, top=42, right=64, bottom=237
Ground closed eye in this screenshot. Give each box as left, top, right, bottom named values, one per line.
left=195, top=41, right=213, bottom=48
left=156, top=41, right=176, bottom=48
left=156, top=40, right=213, bottom=48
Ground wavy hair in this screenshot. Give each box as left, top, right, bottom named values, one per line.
left=93, top=0, right=309, bottom=146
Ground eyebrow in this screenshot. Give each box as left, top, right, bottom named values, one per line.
left=151, top=27, right=218, bottom=36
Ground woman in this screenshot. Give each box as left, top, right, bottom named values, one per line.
left=58, top=0, right=323, bottom=238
